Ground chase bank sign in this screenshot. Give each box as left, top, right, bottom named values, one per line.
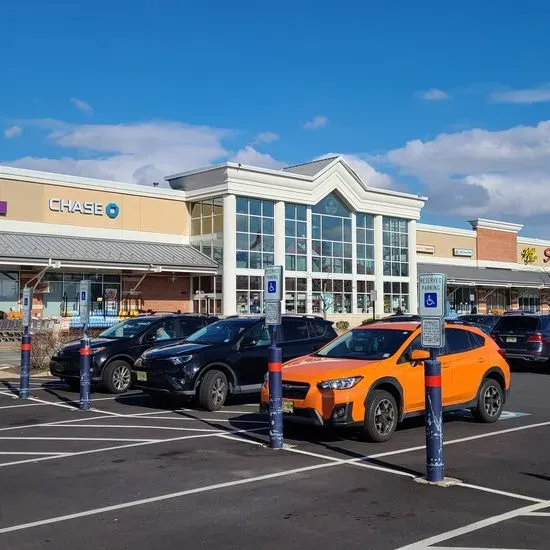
left=48, top=199, right=120, bottom=219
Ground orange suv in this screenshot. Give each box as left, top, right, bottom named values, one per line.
left=260, top=321, right=510, bottom=442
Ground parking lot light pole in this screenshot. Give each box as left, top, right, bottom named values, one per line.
left=425, top=349, right=444, bottom=482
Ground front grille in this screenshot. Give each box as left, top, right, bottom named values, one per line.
left=281, top=381, right=310, bottom=400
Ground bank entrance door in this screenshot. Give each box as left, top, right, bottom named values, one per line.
left=193, top=292, right=221, bottom=315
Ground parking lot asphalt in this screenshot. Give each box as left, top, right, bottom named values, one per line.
left=0, top=369, right=548, bottom=550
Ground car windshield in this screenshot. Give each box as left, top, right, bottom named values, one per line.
left=99, top=317, right=158, bottom=339
left=316, top=328, right=412, bottom=360
left=495, top=316, right=540, bottom=332
left=186, top=319, right=256, bottom=345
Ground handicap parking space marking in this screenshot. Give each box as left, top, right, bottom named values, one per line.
left=445, top=409, right=531, bottom=421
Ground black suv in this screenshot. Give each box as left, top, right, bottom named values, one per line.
left=131, top=315, right=337, bottom=410
left=491, top=314, right=550, bottom=363
left=50, top=314, right=218, bottom=393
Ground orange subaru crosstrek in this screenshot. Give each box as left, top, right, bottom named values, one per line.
left=260, top=321, right=510, bottom=442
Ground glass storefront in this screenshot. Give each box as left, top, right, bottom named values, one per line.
left=356, top=214, right=375, bottom=275
left=312, top=194, right=353, bottom=274
left=285, top=277, right=307, bottom=313
left=518, top=290, right=540, bottom=312
left=0, top=271, right=19, bottom=314
left=485, top=288, right=512, bottom=313
left=236, top=275, right=264, bottom=314
left=383, top=281, right=409, bottom=313
left=190, top=198, right=223, bottom=265
left=382, top=217, right=409, bottom=277
left=42, top=273, right=121, bottom=317
left=312, top=278, right=352, bottom=314
left=357, top=280, right=375, bottom=314
left=448, top=286, right=477, bottom=314
left=236, top=198, right=274, bottom=269
left=285, top=204, right=307, bottom=271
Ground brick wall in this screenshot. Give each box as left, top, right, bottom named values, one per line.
left=476, top=228, right=518, bottom=262
left=121, top=274, right=192, bottom=313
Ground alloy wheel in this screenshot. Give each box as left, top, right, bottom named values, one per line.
left=374, top=399, right=395, bottom=436
left=211, top=377, right=226, bottom=407
left=113, top=365, right=131, bottom=391
left=483, top=385, right=502, bottom=417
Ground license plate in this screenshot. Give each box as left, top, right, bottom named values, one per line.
left=282, top=400, right=294, bottom=414
left=506, top=337, right=517, bottom=343
left=136, top=371, right=147, bottom=382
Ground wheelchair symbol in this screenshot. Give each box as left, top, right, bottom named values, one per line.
left=424, top=293, right=437, bottom=308
left=268, top=281, right=277, bottom=294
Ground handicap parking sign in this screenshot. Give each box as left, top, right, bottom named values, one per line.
left=268, top=281, right=277, bottom=294
left=424, top=292, right=437, bottom=308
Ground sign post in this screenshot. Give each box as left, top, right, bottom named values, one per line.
left=418, top=273, right=447, bottom=483
left=371, top=289, right=378, bottom=322
left=264, top=265, right=283, bottom=450
left=19, top=287, right=33, bottom=399
left=79, top=280, right=92, bottom=411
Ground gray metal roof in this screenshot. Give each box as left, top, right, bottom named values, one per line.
left=281, top=157, right=338, bottom=177
left=0, top=232, right=217, bottom=271
left=418, top=263, right=550, bottom=287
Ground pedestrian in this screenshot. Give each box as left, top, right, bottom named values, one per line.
left=395, top=307, right=404, bottom=316
left=471, top=305, right=477, bottom=314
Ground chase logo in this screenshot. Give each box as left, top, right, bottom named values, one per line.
left=105, top=203, right=120, bottom=219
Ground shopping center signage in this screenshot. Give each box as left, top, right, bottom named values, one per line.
left=48, top=198, right=120, bottom=219
left=0, top=201, right=7, bottom=216
left=545, top=248, right=550, bottom=263
left=416, top=244, right=435, bottom=254
left=453, top=248, right=473, bottom=257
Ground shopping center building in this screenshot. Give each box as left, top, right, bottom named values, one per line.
left=0, top=156, right=549, bottom=325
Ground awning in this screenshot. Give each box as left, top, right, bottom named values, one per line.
left=0, top=231, right=218, bottom=273
left=418, top=263, right=550, bottom=288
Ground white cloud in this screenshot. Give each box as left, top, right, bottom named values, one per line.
left=418, top=89, right=450, bottom=101
left=231, top=145, right=285, bottom=169
left=5, top=120, right=231, bottom=185
left=316, top=153, right=394, bottom=189
left=70, top=97, right=94, bottom=114
left=253, top=131, right=279, bottom=144
left=383, top=120, right=550, bottom=217
left=489, top=85, right=550, bottom=104
left=303, top=115, right=328, bottom=130
left=4, top=126, right=22, bottom=138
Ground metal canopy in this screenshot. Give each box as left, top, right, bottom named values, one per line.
left=418, top=263, right=550, bottom=288
left=0, top=231, right=217, bottom=273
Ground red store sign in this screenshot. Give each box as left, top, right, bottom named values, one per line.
left=545, top=248, right=550, bottom=263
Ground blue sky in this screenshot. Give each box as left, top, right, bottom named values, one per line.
left=2, top=1, right=550, bottom=236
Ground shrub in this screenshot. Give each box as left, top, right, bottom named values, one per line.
left=335, top=321, right=350, bottom=332
left=362, top=318, right=375, bottom=325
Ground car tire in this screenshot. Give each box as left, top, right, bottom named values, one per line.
left=363, top=390, right=398, bottom=443
left=102, top=360, right=132, bottom=394
left=64, top=378, right=81, bottom=391
left=198, top=370, right=228, bottom=411
left=472, top=378, right=504, bottom=423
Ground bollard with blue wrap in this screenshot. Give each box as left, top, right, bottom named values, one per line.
left=268, top=324, right=283, bottom=449
left=19, top=328, right=31, bottom=399
left=424, top=350, right=444, bottom=482
left=79, top=333, right=92, bottom=410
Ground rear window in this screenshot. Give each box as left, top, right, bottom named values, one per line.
left=309, top=320, right=328, bottom=338
left=495, top=317, right=540, bottom=332
left=282, top=319, right=309, bottom=342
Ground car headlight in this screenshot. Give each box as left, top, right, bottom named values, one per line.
left=134, top=358, right=143, bottom=368
left=169, top=355, right=192, bottom=366
left=317, top=376, right=363, bottom=390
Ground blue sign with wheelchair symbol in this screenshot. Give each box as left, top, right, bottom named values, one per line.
left=424, top=293, right=437, bottom=308
left=268, top=281, right=277, bottom=294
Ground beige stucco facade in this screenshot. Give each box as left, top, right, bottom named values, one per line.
left=416, top=228, right=477, bottom=259
left=0, top=177, right=189, bottom=236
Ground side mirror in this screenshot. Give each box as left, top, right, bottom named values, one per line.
left=410, top=349, right=430, bottom=363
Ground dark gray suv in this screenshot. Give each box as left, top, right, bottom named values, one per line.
left=491, top=314, right=550, bottom=363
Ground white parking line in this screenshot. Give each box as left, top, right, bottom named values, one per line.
left=46, top=424, right=223, bottom=433
left=0, top=437, right=159, bottom=442
left=0, top=415, right=124, bottom=433
left=0, top=426, right=268, bottom=469
left=394, top=500, right=550, bottom=549
left=0, top=452, right=67, bottom=456
left=524, top=512, right=550, bottom=517
left=0, top=403, right=53, bottom=410
left=112, top=415, right=268, bottom=424
left=0, top=459, right=348, bottom=534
